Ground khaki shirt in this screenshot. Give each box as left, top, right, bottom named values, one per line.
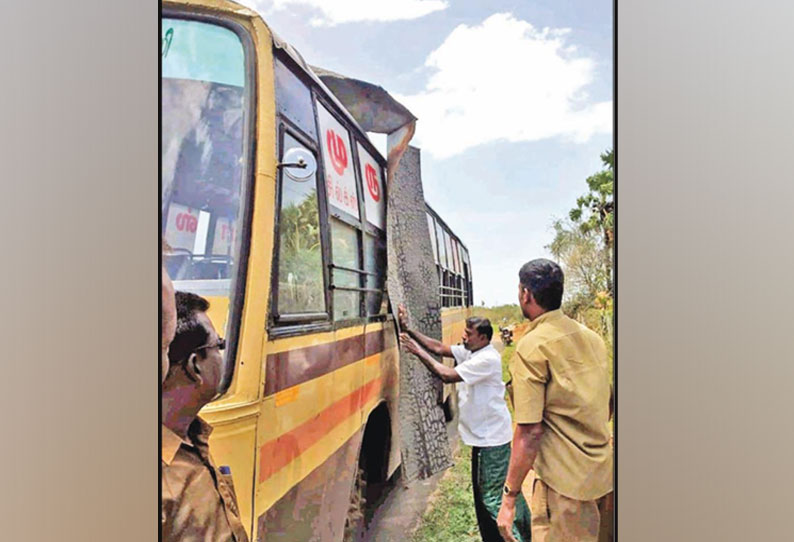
left=510, top=309, right=613, bottom=501
left=161, top=419, right=249, bottom=542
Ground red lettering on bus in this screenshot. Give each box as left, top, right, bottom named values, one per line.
left=326, top=129, right=348, bottom=176
left=175, top=212, right=197, bottom=233
left=365, top=164, right=380, bottom=202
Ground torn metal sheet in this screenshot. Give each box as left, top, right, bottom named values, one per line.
left=386, top=121, right=416, bottom=187
left=310, top=66, right=416, bottom=134
left=386, top=146, right=453, bottom=484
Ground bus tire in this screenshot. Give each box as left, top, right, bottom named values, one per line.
left=342, top=466, right=366, bottom=542
left=343, top=404, right=391, bottom=542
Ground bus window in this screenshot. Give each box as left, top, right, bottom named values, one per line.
left=443, top=230, right=453, bottom=273
left=317, top=103, right=360, bottom=220
left=274, top=57, right=317, bottom=139
left=461, top=247, right=472, bottom=306
left=435, top=220, right=448, bottom=269
left=330, top=219, right=361, bottom=320
left=275, top=132, right=326, bottom=317
left=161, top=18, right=251, bottom=393
left=427, top=213, right=439, bottom=264
left=357, top=143, right=385, bottom=230
left=364, top=233, right=387, bottom=315
left=450, top=237, right=459, bottom=274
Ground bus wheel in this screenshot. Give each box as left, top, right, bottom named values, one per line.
left=343, top=466, right=366, bottom=542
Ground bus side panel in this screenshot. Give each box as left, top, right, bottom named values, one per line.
left=377, top=321, right=402, bottom=479
left=252, top=324, right=395, bottom=542
left=203, top=409, right=260, bottom=536
left=257, top=429, right=364, bottom=542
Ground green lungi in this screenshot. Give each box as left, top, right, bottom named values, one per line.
left=471, top=443, right=532, bottom=542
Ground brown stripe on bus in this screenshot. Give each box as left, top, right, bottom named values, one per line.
left=264, top=329, right=386, bottom=396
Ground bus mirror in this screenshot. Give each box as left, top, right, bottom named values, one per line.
left=278, top=147, right=317, bottom=181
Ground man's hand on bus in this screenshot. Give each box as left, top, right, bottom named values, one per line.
left=400, top=333, right=462, bottom=383
left=397, top=309, right=454, bottom=358
left=400, top=332, right=421, bottom=356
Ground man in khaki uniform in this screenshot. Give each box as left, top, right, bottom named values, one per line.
left=161, top=291, right=249, bottom=542
left=497, top=259, right=613, bottom=542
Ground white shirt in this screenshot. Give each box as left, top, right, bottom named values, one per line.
left=451, top=344, right=513, bottom=447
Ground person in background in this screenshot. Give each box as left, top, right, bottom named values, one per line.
left=399, top=305, right=531, bottom=542
left=161, top=291, right=248, bottom=542
left=497, top=259, right=613, bottom=542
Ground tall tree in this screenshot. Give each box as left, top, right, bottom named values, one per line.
left=569, top=149, right=614, bottom=294
left=547, top=219, right=607, bottom=309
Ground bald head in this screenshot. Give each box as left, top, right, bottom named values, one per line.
left=162, top=266, right=177, bottom=381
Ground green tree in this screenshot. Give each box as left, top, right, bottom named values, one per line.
left=547, top=219, right=607, bottom=305
left=569, top=149, right=614, bottom=294
left=546, top=217, right=612, bottom=340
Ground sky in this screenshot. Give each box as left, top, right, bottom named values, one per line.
left=236, top=0, right=613, bottom=305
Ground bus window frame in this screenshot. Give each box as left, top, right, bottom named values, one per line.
left=315, top=94, right=366, bottom=323
left=268, top=54, right=389, bottom=338
left=271, top=119, right=332, bottom=324
left=161, top=9, right=258, bottom=398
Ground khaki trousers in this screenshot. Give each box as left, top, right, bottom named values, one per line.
left=530, top=478, right=612, bottom=542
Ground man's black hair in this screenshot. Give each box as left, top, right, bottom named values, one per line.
left=167, top=291, right=211, bottom=368
left=465, top=316, right=493, bottom=341
left=518, top=258, right=564, bottom=311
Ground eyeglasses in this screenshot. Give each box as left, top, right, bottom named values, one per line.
left=193, top=337, right=226, bottom=354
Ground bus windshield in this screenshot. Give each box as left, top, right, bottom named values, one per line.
left=161, top=17, right=251, bottom=392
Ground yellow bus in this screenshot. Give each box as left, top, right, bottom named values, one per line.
left=161, top=1, right=474, bottom=540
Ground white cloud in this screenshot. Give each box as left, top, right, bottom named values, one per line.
left=396, top=13, right=612, bottom=159
left=250, top=0, right=448, bottom=27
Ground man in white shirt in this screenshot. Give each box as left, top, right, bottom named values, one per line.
left=398, top=305, right=531, bottom=542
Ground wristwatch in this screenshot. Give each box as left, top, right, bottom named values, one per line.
left=503, top=483, right=520, bottom=498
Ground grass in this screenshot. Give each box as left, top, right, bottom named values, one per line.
left=409, top=442, right=480, bottom=542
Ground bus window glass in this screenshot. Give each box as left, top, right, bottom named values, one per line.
left=331, top=219, right=361, bottom=320
left=276, top=132, right=325, bottom=315
left=451, top=237, right=459, bottom=273
left=427, top=213, right=439, bottom=264
left=317, top=103, right=360, bottom=219
left=161, top=18, right=250, bottom=391
left=357, top=143, right=385, bottom=230
left=364, top=234, right=387, bottom=315
left=443, top=229, right=453, bottom=271
left=435, top=220, right=448, bottom=269
left=274, top=58, right=317, bottom=139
